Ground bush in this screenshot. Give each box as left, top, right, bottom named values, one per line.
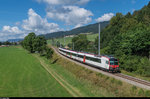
left=46, top=47, right=54, bottom=59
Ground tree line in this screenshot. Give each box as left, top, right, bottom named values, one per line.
left=0, top=41, right=18, bottom=46
left=21, top=32, right=53, bottom=59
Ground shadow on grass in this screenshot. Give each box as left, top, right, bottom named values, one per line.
left=51, top=58, right=59, bottom=64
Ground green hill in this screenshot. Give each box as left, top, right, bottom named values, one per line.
left=47, top=33, right=99, bottom=46
left=42, top=21, right=109, bottom=39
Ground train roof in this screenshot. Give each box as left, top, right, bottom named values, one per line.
left=59, top=47, right=117, bottom=60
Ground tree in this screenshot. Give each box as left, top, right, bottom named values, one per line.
left=67, top=43, right=72, bottom=49
left=56, top=41, right=60, bottom=47
left=21, top=32, right=54, bottom=60
left=33, top=36, right=47, bottom=55
left=45, top=47, right=53, bottom=59
left=23, top=32, right=36, bottom=53
left=3, top=41, right=11, bottom=45
left=125, top=12, right=132, bottom=18
left=72, top=34, right=89, bottom=51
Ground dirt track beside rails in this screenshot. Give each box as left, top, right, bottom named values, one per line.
left=52, top=46, right=150, bottom=90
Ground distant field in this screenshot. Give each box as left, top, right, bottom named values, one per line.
left=47, top=33, right=99, bottom=46
left=0, top=46, right=72, bottom=97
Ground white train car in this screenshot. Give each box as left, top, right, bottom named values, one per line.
left=59, top=47, right=120, bottom=72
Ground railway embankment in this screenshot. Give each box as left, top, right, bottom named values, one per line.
left=47, top=45, right=150, bottom=97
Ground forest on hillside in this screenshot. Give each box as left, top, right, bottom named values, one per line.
left=64, top=2, right=150, bottom=77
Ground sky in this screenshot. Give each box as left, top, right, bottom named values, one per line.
left=0, top=0, right=149, bottom=41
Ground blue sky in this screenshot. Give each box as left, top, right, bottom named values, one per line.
left=0, top=0, right=149, bottom=41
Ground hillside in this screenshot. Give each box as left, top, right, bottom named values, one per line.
left=42, top=21, right=109, bottom=39
left=97, top=2, right=150, bottom=77
left=47, top=33, right=99, bottom=47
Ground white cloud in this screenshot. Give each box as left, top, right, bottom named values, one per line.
left=22, top=8, right=61, bottom=35
left=0, top=25, right=25, bottom=41
left=95, top=13, right=114, bottom=22
left=0, top=8, right=62, bottom=41
left=2, top=26, right=23, bottom=34
left=37, top=0, right=90, bottom=5
left=37, top=0, right=92, bottom=28
left=47, top=6, right=93, bottom=28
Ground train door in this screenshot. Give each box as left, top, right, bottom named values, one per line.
left=105, top=60, right=109, bottom=69
left=83, top=55, right=86, bottom=63
left=101, top=59, right=105, bottom=68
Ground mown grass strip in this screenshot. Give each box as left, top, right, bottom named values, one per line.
left=33, top=54, right=83, bottom=97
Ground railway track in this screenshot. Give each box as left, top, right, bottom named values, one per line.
left=114, top=73, right=150, bottom=87
left=52, top=46, right=150, bottom=90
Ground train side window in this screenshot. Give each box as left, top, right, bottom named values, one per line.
left=78, top=55, right=83, bottom=58
left=106, top=61, right=109, bottom=64
left=72, top=53, right=77, bottom=56
left=99, top=59, right=101, bottom=63
left=86, top=56, right=101, bottom=63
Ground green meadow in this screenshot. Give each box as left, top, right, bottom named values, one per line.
left=0, top=46, right=112, bottom=97
left=0, top=46, right=72, bottom=97
left=0, top=46, right=150, bottom=97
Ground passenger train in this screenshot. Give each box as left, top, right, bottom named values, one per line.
left=59, top=47, right=120, bottom=73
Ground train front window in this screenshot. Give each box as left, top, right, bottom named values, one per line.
left=110, top=61, right=118, bottom=65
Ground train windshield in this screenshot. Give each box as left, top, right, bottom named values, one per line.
left=110, top=58, right=118, bottom=65
left=110, top=61, right=118, bottom=65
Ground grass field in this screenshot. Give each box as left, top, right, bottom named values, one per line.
left=47, top=33, right=99, bottom=46
left=1, top=46, right=150, bottom=97
left=0, top=46, right=113, bottom=97
left=0, top=46, right=72, bottom=97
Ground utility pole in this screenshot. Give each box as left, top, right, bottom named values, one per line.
left=64, top=35, right=66, bottom=48
left=98, top=22, right=101, bottom=56
left=73, top=42, right=74, bottom=50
